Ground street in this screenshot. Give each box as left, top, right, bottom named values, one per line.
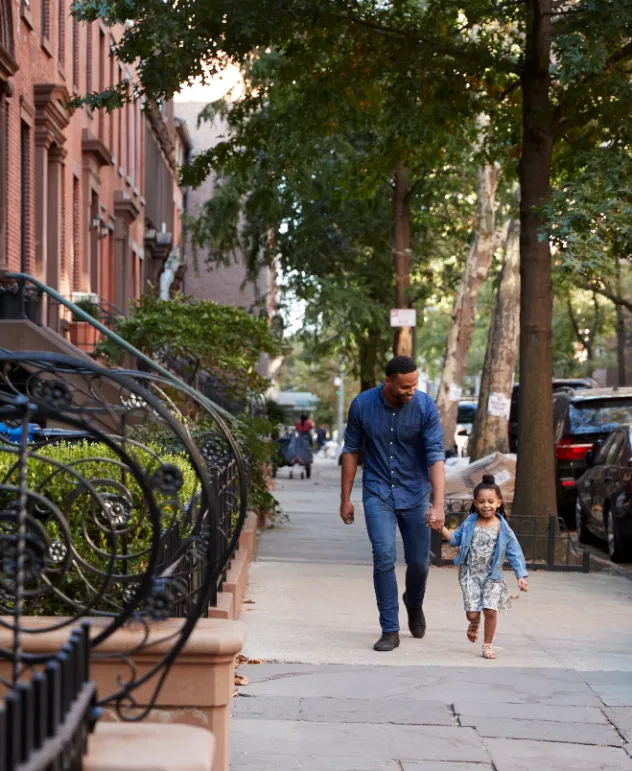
left=231, top=459, right=632, bottom=770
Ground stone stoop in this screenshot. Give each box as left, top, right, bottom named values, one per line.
left=0, top=617, right=245, bottom=771
left=208, top=512, right=258, bottom=622
left=86, top=722, right=214, bottom=771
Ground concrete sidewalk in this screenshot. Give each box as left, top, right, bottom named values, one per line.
left=231, top=459, right=632, bottom=770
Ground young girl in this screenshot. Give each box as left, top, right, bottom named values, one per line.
left=442, top=474, right=529, bottom=660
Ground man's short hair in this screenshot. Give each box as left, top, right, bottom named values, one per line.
left=386, top=356, right=417, bottom=378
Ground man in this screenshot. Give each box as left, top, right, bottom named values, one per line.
left=340, top=356, right=446, bottom=652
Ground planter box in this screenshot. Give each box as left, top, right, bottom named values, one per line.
left=0, top=617, right=245, bottom=771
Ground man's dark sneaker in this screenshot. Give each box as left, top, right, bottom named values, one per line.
left=373, top=632, right=400, bottom=652
left=403, top=592, right=426, bottom=639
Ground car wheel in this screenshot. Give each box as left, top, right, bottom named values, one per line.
left=575, top=500, right=591, bottom=544
left=606, top=507, right=629, bottom=563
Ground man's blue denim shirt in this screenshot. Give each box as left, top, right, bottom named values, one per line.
left=343, top=385, right=444, bottom=509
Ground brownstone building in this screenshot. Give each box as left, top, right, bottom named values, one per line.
left=0, top=0, right=189, bottom=337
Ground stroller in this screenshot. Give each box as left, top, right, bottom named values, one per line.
left=272, top=431, right=313, bottom=479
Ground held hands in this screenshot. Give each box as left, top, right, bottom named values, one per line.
left=340, top=500, right=355, bottom=525
left=518, top=577, right=529, bottom=593
left=426, top=503, right=446, bottom=531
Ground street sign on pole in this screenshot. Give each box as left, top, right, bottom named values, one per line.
left=390, top=309, right=417, bottom=328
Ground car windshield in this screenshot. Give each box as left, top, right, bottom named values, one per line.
left=457, top=404, right=476, bottom=424
left=569, top=399, right=632, bottom=436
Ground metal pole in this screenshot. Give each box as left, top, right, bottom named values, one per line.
left=337, top=351, right=345, bottom=448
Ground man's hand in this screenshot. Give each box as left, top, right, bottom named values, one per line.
left=426, top=502, right=445, bottom=531
left=518, top=577, right=529, bottom=593
left=340, top=500, right=355, bottom=525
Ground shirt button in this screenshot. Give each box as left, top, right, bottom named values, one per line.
left=391, top=428, right=394, bottom=432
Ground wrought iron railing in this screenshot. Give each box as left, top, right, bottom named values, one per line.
left=0, top=624, right=98, bottom=771
left=431, top=499, right=591, bottom=573
left=0, top=350, right=247, bottom=727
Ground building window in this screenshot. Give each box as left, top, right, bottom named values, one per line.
left=20, top=122, right=31, bottom=272
left=72, top=17, right=79, bottom=89
left=72, top=177, right=80, bottom=290
left=58, top=0, right=66, bottom=66
left=86, top=25, right=92, bottom=93
left=41, top=0, right=50, bottom=39
left=109, top=42, right=115, bottom=155
left=98, top=30, right=105, bottom=138
left=0, top=97, right=7, bottom=269
left=117, top=64, right=123, bottom=169
left=132, top=100, right=137, bottom=185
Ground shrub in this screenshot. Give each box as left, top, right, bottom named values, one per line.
left=0, top=440, right=199, bottom=616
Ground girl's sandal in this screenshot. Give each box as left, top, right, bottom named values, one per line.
left=467, top=622, right=479, bottom=643
left=482, top=643, right=497, bottom=660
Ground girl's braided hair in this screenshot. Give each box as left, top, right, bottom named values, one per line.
left=471, top=473, right=506, bottom=517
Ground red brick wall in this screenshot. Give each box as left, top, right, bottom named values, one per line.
left=2, top=0, right=184, bottom=312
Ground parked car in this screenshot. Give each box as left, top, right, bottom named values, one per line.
left=455, top=401, right=478, bottom=457
left=508, top=377, right=598, bottom=452
left=552, top=388, right=632, bottom=525
left=576, top=425, right=632, bottom=562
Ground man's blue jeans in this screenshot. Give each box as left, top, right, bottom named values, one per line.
left=363, top=492, right=431, bottom=633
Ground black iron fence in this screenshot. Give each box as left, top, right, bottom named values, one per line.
left=431, top=499, right=590, bottom=573
left=0, top=624, right=98, bottom=771
left=158, top=458, right=241, bottom=617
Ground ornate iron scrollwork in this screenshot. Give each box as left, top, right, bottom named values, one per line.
left=0, top=351, right=247, bottom=722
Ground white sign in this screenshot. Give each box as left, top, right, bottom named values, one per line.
left=448, top=384, right=462, bottom=402
left=390, top=309, right=417, bottom=328
left=487, top=392, right=512, bottom=420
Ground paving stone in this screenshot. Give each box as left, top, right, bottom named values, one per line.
left=606, top=708, right=632, bottom=742
left=238, top=665, right=601, bottom=706
left=230, top=756, right=398, bottom=770
left=401, top=765, right=491, bottom=771
left=466, top=716, right=619, bottom=745
left=485, top=738, right=632, bottom=771
left=232, top=719, right=488, bottom=765
left=588, top=685, right=632, bottom=707
left=231, top=695, right=301, bottom=721
left=455, top=700, right=607, bottom=724
left=299, top=697, right=453, bottom=726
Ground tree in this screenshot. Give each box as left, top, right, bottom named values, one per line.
left=436, top=163, right=502, bottom=452
left=469, top=216, right=521, bottom=460
left=76, top=0, right=632, bottom=535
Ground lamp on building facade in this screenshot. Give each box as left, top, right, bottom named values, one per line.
left=90, top=214, right=115, bottom=240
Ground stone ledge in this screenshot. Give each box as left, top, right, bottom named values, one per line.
left=208, top=512, right=258, bottom=621
left=86, top=722, right=214, bottom=771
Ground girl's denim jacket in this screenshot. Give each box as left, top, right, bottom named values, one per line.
left=449, top=514, right=528, bottom=580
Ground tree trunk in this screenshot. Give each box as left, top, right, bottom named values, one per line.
left=359, top=329, right=380, bottom=392
left=436, top=164, right=499, bottom=451
left=392, top=165, right=413, bottom=358
left=512, top=0, right=557, bottom=548
left=616, top=258, right=627, bottom=386
left=469, top=217, right=520, bottom=461
left=616, top=304, right=626, bottom=386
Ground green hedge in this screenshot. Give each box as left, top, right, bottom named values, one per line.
left=0, top=440, right=199, bottom=616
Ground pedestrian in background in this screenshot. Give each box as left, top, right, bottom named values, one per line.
left=340, top=356, right=446, bottom=652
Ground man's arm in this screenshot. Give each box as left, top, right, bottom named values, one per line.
left=340, top=398, right=363, bottom=524
left=422, top=399, right=446, bottom=531
left=340, top=452, right=359, bottom=524
left=427, top=460, right=446, bottom=531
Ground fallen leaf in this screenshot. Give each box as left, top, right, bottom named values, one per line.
left=235, top=674, right=249, bottom=686
left=243, top=599, right=256, bottom=604
left=236, top=654, right=249, bottom=664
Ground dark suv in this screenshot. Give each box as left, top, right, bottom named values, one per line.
left=552, top=387, right=632, bottom=524
left=508, top=378, right=598, bottom=453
